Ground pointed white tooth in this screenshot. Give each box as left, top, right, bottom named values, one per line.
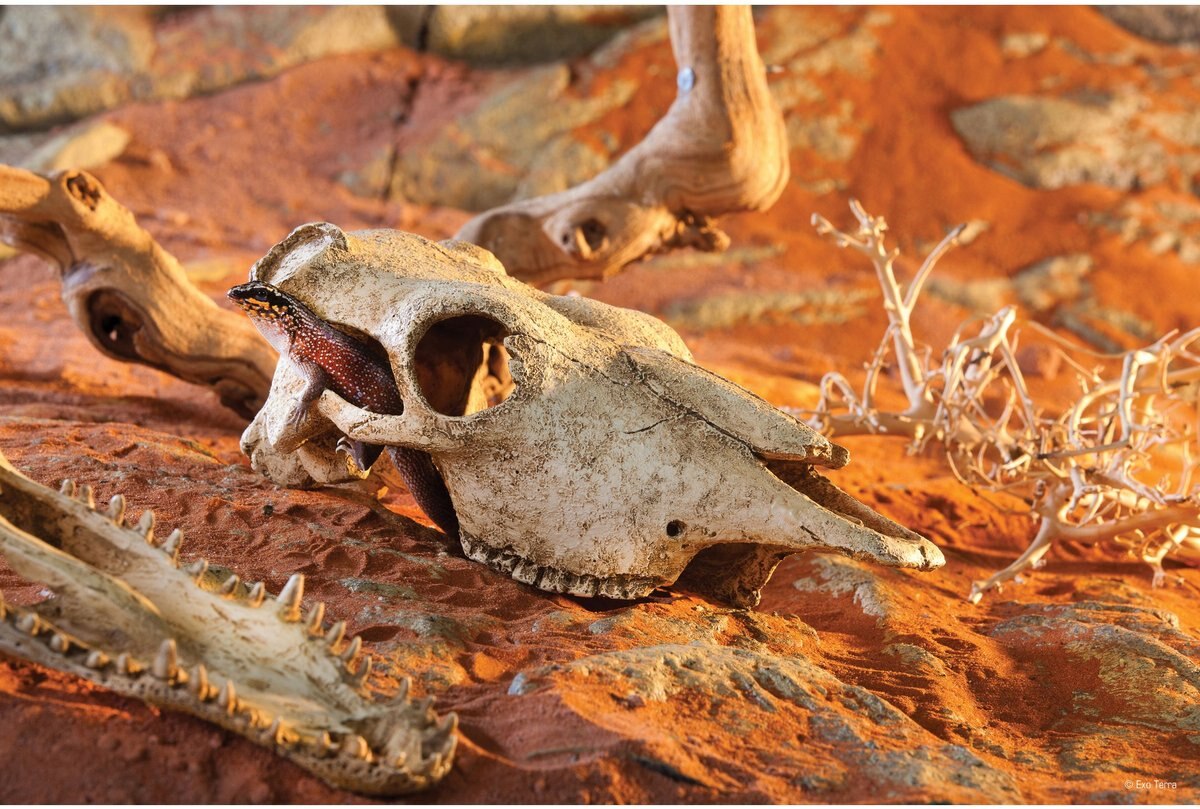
left=272, top=720, right=296, bottom=747
left=325, top=622, right=346, bottom=650
left=220, top=574, right=240, bottom=595
left=190, top=664, right=209, bottom=699
left=59, top=479, right=77, bottom=497
left=305, top=602, right=326, bottom=634
left=161, top=529, right=183, bottom=559
left=340, top=734, right=370, bottom=760
left=340, top=635, right=362, bottom=664
left=16, top=613, right=39, bottom=635
left=85, top=650, right=110, bottom=669
left=218, top=680, right=238, bottom=714
left=276, top=573, right=304, bottom=621
left=393, top=677, right=410, bottom=704
left=315, top=731, right=336, bottom=756
left=351, top=655, right=372, bottom=687
left=247, top=582, right=265, bottom=607
left=439, top=713, right=459, bottom=737
left=117, top=653, right=141, bottom=675
left=137, top=510, right=155, bottom=543
left=49, top=633, right=71, bottom=653
left=78, top=483, right=96, bottom=509
left=152, top=639, right=177, bottom=680
left=107, top=494, right=126, bottom=525
left=186, top=559, right=209, bottom=581
left=415, top=696, right=433, bottom=717
left=266, top=717, right=282, bottom=739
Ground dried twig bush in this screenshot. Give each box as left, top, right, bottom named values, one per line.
left=801, top=201, right=1200, bottom=601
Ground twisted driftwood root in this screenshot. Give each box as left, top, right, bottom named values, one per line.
left=0, top=449, right=457, bottom=794
left=0, top=165, right=275, bottom=417
left=456, top=5, right=789, bottom=286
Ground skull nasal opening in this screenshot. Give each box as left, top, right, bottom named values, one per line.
left=413, top=314, right=514, bottom=416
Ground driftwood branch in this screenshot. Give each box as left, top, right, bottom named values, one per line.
left=0, top=165, right=275, bottom=417
left=456, top=5, right=789, bottom=286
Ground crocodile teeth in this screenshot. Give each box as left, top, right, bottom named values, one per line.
left=116, top=653, right=142, bottom=675
left=186, top=559, right=208, bottom=581
left=136, top=510, right=155, bottom=543
left=190, top=664, right=210, bottom=699
left=426, top=713, right=458, bottom=753
left=16, top=613, right=39, bottom=635
left=273, top=720, right=298, bottom=748
left=315, top=731, right=336, bottom=757
left=247, top=582, right=265, bottom=607
left=218, top=680, right=238, bottom=715
left=107, top=494, right=126, bottom=525
left=392, top=677, right=411, bottom=705
left=77, top=483, right=96, bottom=509
left=49, top=633, right=71, bottom=653
left=325, top=621, right=346, bottom=648
left=305, top=602, right=325, bottom=635
left=59, top=479, right=77, bottom=497
left=276, top=573, right=303, bottom=622
left=339, top=635, right=362, bottom=665
left=84, top=650, right=110, bottom=669
left=350, top=655, right=372, bottom=688
left=152, top=639, right=178, bottom=680
left=220, top=574, right=240, bottom=595
left=161, top=528, right=183, bottom=560
left=340, top=733, right=371, bottom=760
left=414, top=696, right=434, bottom=718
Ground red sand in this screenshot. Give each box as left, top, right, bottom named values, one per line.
left=1, top=7, right=1198, bottom=803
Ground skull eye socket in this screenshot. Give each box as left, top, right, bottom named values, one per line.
left=666, top=520, right=686, bottom=538
left=414, top=314, right=514, bottom=416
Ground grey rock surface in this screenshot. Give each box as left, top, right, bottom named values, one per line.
left=0, top=6, right=401, bottom=132
left=389, top=5, right=662, bottom=66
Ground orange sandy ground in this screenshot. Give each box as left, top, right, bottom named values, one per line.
left=1, top=7, right=1199, bottom=804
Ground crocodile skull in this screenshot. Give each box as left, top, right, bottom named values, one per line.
left=0, top=449, right=456, bottom=795
left=243, top=223, right=945, bottom=607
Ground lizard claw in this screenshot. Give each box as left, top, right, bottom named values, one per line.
left=287, top=405, right=310, bottom=430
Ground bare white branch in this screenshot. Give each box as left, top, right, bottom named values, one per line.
left=800, top=200, right=1200, bottom=602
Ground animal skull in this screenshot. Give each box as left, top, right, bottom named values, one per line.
left=243, top=224, right=945, bottom=607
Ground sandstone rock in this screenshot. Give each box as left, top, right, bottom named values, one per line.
left=389, top=62, right=639, bottom=209
left=18, top=121, right=131, bottom=172
left=0, top=6, right=401, bottom=132
left=663, top=286, right=870, bottom=332
left=792, top=555, right=896, bottom=620
left=991, top=601, right=1200, bottom=750
left=951, top=93, right=1166, bottom=191
left=389, top=5, right=661, bottom=65
left=928, top=253, right=1093, bottom=315
left=508, top=643, right=1022, bottom=801
left=1098, top=6, right=1200, bottom=45
left=0, top=7, right=153, bottom=131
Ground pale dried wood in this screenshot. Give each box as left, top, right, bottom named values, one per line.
left=456, top=5, right=789, bottom=286
left=0, top=165, right=275, bottom=417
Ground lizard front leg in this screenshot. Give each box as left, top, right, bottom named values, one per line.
left=287, top=357, right=332, bottom=429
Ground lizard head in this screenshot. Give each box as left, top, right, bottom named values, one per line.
left=229, top=281, right=304, bottom=351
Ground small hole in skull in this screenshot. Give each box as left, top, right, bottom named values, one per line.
left=666, top=520, right=686, bottom=537
left=414, top=314, right=515, bottom=416
left=579, top=218, right=607, bottom=251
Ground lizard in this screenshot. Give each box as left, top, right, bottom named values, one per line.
left=228, top=280, right=460, bottom=539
